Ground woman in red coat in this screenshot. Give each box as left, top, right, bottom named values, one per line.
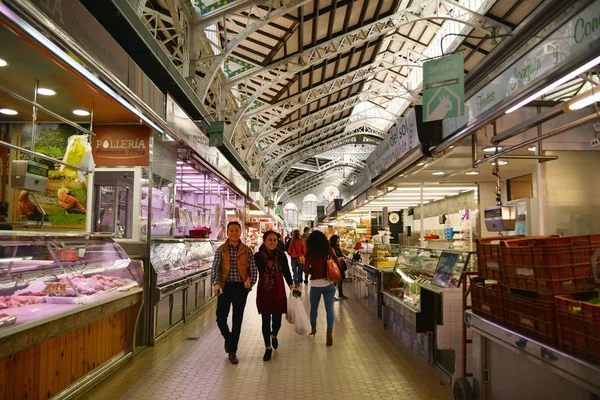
left=255, top=230, right=295, bottom=361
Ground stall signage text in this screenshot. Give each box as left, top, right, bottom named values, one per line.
left=92, top=125, right=150, bottom=167
left=442, top=1, right=600, bottom=138
left=423, top=53, right=465, bottom=122
left=365, top=108, right=419, bottom=180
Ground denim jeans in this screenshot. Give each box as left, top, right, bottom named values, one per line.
left=291, top=257, right=303, bottom=286
left=309, top=284, right=336, bottom=329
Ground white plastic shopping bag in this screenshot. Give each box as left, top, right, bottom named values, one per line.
left=290, top=296, right=310, bottom=335
left=286, top=293, right=296, bottom=324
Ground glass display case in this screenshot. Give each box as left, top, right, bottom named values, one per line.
left=149, top=239, right=217, bottom=340
left=0, top=233, right=142, bottom=332
left=149, top=239, right=215, bottom=287
left=384, top=247, right=475, bottom=311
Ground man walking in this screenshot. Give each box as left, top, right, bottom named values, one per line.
left=212, top=221, right=258, bottom=364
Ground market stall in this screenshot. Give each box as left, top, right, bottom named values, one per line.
left=0, top=233, right=143, bottom=399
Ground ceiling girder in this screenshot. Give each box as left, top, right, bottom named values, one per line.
left=240, top=47, right=424, bottom=134
left=224, top=0, right=509, bottom=139
left=265, top=128, right=383, bottom=184
left=252, top=83, right=413, bottom=152
left=277, top=158, right=365, bottom=191
left=193, top=0, right=313, bottom=116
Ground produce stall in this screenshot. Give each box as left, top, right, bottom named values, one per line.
left=382, top=246, right=474, bottom=380
left=0, top=233, right=143, bottom=399
left=468, top=235, right=600, bottom=399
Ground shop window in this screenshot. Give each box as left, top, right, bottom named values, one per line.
left=507, top=174, right=533, bottom=200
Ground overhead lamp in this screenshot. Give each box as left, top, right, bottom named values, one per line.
left=0, top=58, right=7, bottom=67
left=483, top=146, right=502, bottom=153
left=432, top=171, right=446, bottom=176
left=73, top=109, right=90, bottom=116
left=249, top=210, right=265, bottom=216
left=491, top=160, right=508, bottom=166
left=417, top=162, right=426, bottom=166
left=449, top=145, right=455, bottom=149
left=569, top=91, right=600, bottom=110
left=0, top=108, right=17, bottom=115
left=506, top=54, right=600, bottom=114
left=37, top=88, right=56, bottom=96
left=465, top=171, right=480, bottom=175
left=528, top=146, right=537, bottom=152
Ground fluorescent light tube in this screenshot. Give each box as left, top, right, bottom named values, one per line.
left=569, top=91, right=600, bottom=110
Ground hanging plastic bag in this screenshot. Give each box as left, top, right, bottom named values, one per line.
left=290, top=296, right=310, bottom=335
left=60, top=135, right=95, bottom=182
left=286, top=292, right=296, bottom=324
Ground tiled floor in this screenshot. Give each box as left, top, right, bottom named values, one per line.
left=85, top=287, right=453, bottom=400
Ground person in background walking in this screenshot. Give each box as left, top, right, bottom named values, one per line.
left=212, top=221, right=258, bottom=365
left=255, top=230, right=295, bottom=361
left=288, top=229, right=307, bottom=287
left=301, top=226, right=310, bottom=242
left=276, top=232, right=286, bottom=252
left=304, top=230, right=341, bottom=346
left=329, top=235, right=348, bottom=299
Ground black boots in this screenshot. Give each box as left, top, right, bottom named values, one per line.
left=310, top=324, right=317, bottom=335
left=263, top=348, right=273, bottom=361
left=326, top=329, right=333, bottom=346
left=228, top=352, right=238, bottom=364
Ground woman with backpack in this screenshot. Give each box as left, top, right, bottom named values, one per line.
left=288, top=229, right=307, bottom=287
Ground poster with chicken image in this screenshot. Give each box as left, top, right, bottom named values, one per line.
left=14, top=124, right=91, bottom=229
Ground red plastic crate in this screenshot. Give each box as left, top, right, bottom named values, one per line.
left=476, top=236, right=521, bottom=281
left=502, top=235, right=600, bottom=294
left=504, top=290, right=557, bottom=347
left=470, top=279, right=505, bottom=325
left=555, top=293, right=600, bottom=365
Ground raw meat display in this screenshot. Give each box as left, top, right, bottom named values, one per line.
left=0, top=296, right=41, bottom=309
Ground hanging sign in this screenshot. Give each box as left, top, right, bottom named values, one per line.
left=423, top=53, right=465, bottom=122
left=91, top=125, right=150, bottom=167
left=365, top=106, right=442, bottom=180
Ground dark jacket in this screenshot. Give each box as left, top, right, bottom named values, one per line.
left=304, top=249, right=340, bottom=280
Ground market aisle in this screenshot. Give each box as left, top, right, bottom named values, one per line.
left=85, top=288, right=452, bottom=400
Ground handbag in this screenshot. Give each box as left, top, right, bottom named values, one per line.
left=327, top=256, right=342, bottom=283
left=298, top=255, right=305, bottom=264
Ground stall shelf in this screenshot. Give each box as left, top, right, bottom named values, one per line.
left=149, top=238, right=216, bottom=340
left=381, top=247, right=474, bottom=381
left=466, top=311, right=600, bottom=399
left=0, top=232, right=143, bottom=399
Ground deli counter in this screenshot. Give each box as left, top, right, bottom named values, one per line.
left=0, top=232, right=143, bottom=399
left=149, top=239, right=217, bottom=341
left=381, top=246, right=474, bottom=381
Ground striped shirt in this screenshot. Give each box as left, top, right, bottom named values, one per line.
left=211, top=242, right=258, bottom=286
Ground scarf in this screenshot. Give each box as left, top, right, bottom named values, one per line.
left=259, top=247, right=282, bottom=290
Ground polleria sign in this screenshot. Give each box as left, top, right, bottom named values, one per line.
left=423, top=53, right=465, bottom=122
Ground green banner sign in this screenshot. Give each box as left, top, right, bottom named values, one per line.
left=423, top=54, right=464, bottom=122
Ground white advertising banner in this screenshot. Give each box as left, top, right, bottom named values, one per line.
left=365, top=108, right=420, bottom=180
left=443, top=0, right=600, bottom=138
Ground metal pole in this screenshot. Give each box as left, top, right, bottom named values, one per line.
left=474, top=113, right=597, bottom=166
left=90, top=103, right=94, bottom=132
left=420, top=182, right=424, bottom=247
left=31, top=80, right=38, bottom=152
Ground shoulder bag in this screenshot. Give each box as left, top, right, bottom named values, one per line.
left=327, top=256, right=342, bottom=283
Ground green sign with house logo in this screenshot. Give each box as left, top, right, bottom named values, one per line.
left=423, top=54, right=464, bottom=122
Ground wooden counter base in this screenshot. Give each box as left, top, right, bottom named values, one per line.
left=0, top=291, right=142, bottom=399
